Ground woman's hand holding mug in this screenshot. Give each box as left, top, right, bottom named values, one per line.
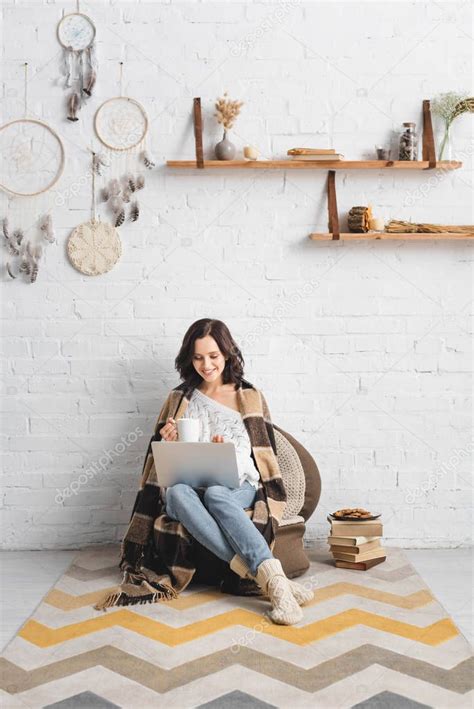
left=159, top=417, right=178, bottom=441
left=160, top=418, right=222, bottom=443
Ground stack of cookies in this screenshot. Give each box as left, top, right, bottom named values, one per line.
left=328, top=508, right=385, bottom=569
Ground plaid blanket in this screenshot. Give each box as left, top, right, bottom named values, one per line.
left=94, top=380, right=286, bottom=610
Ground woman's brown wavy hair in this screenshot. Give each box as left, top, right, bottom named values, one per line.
left=175, top=319, right=245, bottom=392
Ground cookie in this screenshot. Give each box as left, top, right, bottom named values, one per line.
left=333, top=507, right=372, bottom=519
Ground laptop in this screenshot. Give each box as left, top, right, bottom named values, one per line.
left=151, top=441, right=240, bottom=489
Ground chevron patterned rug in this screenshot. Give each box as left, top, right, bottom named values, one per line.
left=0, top=544, right=472, bottom=708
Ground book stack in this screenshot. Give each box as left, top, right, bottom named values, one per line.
left=287, top=148, right=344, bottom=161
left=327, top=515, right=386, bottom=569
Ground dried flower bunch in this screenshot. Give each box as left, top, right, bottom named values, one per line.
left=450, top=97, right=474, bottom=119
left=214, top=92, right=244, bottom=131
left=431, top=92, right=474, bottom=159
left=431, top=92, right=471, bottom=122
left=385, top=219, right=473, bottom=234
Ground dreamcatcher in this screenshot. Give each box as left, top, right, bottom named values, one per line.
left=93, top=63, right=155, bottom=228
left=67, top=152, right=121, bottom=276
left=1, top=64, right=64, bottom=283
left=57, top=4, right=97, bottom=121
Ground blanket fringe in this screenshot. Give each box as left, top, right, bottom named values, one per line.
left=94, top=583, right=178, bottom=612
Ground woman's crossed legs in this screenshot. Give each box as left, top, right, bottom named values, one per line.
left=164, top=481, right=273, bottom=575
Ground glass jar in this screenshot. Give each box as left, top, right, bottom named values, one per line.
left=399, top=122, right=418, bottom=161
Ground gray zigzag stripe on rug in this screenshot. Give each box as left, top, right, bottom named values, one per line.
left=352, top=690, right=431, bottom=708
left=1, top=645, right=473, bottom=695
left=197, top=689, right=277, bottom=708
left=44, top=690, right=120, bottom=708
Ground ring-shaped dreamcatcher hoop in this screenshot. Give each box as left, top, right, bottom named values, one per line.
left=57, top=12, right=96, bottom=51
left=94, top=97, right=148, bottom=151
left=0, top=118, right=65, bottom=197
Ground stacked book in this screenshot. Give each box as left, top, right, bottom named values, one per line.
left=328, top=515, right=385, bottom=569
left=288, top=148, right=344, bottom=161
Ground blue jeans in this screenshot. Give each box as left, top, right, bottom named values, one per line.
left=164, top=480, right=273, bottom=576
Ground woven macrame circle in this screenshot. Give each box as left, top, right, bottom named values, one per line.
left=67, top=219, right=121, bottom=276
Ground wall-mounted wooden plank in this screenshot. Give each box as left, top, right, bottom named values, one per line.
left=167, top=160, right=462, bottom=170
left=309, top=232, right=474, bottom=240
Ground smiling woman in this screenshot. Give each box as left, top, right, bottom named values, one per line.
left=175, top=318, right=245, bottom=396
left=157, top=318, right=315, bottom=623
left=95, top=318, right=314, bottom=623
left=173, top=320, right=261, bottom=490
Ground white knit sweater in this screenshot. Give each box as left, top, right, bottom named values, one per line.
left=185, top=388, right=260, bottom=490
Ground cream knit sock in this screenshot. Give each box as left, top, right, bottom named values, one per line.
left=229, top=554, right=314, bottom=606
left=256, top=558, right=303, bottom=625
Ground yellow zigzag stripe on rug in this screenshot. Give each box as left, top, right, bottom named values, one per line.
left=19, top=609, right=458, bottom=648
left=44, top=584, right=434, bottom=612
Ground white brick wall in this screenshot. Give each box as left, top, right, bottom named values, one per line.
left=1, top=0, right=472, bottom=549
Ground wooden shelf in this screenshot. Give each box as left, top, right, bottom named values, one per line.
left=167, top=159, right=462, bottom=170
left=309, top=232, right=474, bottom=241
left=173, top=99, right=466, bottom=242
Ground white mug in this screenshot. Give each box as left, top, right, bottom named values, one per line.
left=177, top=418, right=200, bottom=442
